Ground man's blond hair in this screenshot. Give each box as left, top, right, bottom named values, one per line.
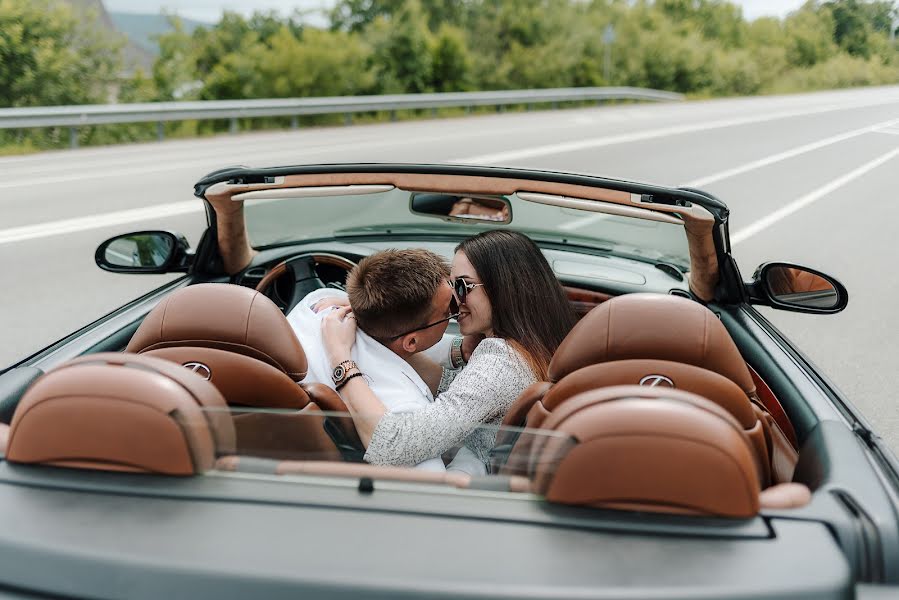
left=347, top=249, right=449, bottom=340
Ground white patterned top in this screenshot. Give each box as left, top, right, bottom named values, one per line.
left=364, top=338, right=537, bottom=469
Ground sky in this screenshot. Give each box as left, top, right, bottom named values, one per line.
left=104, top=0, right=810, bottom=24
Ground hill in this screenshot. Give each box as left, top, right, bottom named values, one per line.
left=58, top=0, right=154, bottom=72
left=109, top=12, right=209, bottom=55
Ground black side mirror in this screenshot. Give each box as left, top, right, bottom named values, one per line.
left=748, top=262, right=848, bottom=314
left=95, top=231, right=192, bottom=274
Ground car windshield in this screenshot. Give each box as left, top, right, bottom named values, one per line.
left=201, top=408, right=574, bottom=495
left=242, top=188, right=691, bottom=267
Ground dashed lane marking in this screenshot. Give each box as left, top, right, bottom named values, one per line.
left=730, top=146, right=899, bottom=246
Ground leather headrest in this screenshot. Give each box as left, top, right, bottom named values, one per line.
left=6, top=353, right=235, bottom=475
left=543, top=360, right=756, bottom=428
left=530, top=386, right=760, bottom=518
left=549, top=293, right=755, bottom=394
left=127, top=283, right=307, bottom=381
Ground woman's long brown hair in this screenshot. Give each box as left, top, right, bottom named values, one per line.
left=456, top=230, right=577, bottom=380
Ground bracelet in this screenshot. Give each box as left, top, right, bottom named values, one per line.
left=450, top=336, right=466, bottom=369
left=336, top=371, right=365, bottom=390
left=337, top=359, right=357, bottom=371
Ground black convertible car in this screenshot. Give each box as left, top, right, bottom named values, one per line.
left=0, top=163, right=896, bottom=599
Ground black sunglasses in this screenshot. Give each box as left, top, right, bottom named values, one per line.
left=385, top=295, right=460, bottom=341
left=453, top=277, right=485, bottom=305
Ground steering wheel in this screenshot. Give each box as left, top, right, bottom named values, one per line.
left=255, top=253, right=357, bottom=314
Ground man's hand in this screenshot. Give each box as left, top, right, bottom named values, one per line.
left=322, top=305, right=358, bottom=366
left=461, top=333, right=485, bottom=363
left=312, top=296, right=350, bottom=313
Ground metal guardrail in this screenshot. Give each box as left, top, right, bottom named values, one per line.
left=0, top=87, right=684, bottom=148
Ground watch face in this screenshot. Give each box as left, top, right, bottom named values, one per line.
left=332, top=365, right=346, bottom=382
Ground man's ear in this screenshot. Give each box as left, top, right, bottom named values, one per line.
left=400, top=334, right=419, bottom=354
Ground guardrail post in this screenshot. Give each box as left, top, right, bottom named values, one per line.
left=156, top=121, right=165, bottom=141
left=230, top=118, right=238, bottom=134
left=390, top=110, right=397, bottom=122
left=344, top=113, right=353, bottom=125
left=69, top=127, right=78, bottom=149
left=290, top=116, right=298, bottom=129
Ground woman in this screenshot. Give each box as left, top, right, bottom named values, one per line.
left=322, top=230, right=577, bottom=473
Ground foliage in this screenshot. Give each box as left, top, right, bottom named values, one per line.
left=5, top=0, right=899, bottom=152
left=0, top=0, right=121, bottom=108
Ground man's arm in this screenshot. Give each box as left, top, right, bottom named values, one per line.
left=204, top=185, right=257, bottom=275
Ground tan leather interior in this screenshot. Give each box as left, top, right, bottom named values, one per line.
left=563, top=286, right=612, bottom=319
left=502, top=293, right=798, bottom=485
left=6, top=353, right=234, bottom=475
left=128, top=283, right=308, bottom=380
left=525, top=386, right=762, bottom=518
left=203, top=172, right=719, bottom=300
left=127, top=283, right=359, bottom=458
left=549, top=293, right=753, bottom=388
left=502, top=360, right=771, bottom=486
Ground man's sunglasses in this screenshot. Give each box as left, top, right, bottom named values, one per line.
left=453, top=277, right=485, bottom=305
left=385, top=293, right=460, bottom=341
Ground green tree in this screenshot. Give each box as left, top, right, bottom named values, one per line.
left=0, top=0, right=121, bottom=108
left=367, top=1, right=433, bottom=93
left=430, top=25, right=472, bottom=91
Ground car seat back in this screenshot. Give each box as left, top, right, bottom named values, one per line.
left=6, top=353, right=234, bottom=475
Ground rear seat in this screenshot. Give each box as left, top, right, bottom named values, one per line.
left=5, top=353, right=234, bottom=475
left=498, top=293, right=799, bottom=486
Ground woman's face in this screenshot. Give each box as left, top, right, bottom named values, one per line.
left=451, top=250, right=493, bottom=337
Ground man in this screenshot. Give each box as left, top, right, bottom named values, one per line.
left=287, top=248, right=474, bottom=473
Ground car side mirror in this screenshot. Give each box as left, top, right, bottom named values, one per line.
left=95, top=231, right=191, bottom=274
left=410, top=193, right=512, bottom=224
left=748, top=262, right=848, bottom=314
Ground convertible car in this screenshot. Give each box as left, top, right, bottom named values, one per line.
left=0, top=163, right=896, bottom=599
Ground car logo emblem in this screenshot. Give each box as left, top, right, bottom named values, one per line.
left=183, top=362, right=212, bottom=381
left=639, top=374, right=675, bottom=388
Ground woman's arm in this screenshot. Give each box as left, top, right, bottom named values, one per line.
left=362, top=341, right=524, bottom=466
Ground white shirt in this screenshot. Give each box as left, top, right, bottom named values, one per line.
left=287, top=288, right=447, bottom=472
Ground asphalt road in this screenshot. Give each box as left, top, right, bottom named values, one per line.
left=2, top=86, right=898, bottom=454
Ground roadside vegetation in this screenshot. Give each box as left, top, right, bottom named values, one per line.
left=1, top=0, right=898, bottom=152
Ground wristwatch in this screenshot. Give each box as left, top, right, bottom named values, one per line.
left=331, top=360, right=358, bottom=387
left=450, top=336, right=466, bottom=369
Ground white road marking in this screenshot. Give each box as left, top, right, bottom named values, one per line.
left=452, top=99, right=899, bottom=164
left=681, top=116, right=899, bottom=188
left=731, top=146, right=899, bottom=246
left=0, top=201, right=203, bottom=245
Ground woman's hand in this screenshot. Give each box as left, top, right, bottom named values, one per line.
left=322, top=305, right=357, bottom=366
left=312, top=296, right=350, bottom=313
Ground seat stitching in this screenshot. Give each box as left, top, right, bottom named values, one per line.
left=245, top=293, right=257, bottom=345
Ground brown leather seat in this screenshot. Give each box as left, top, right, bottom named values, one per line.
left=500, top=293, right=797, bottom=484
left=127, top=283, right=359, bottom=458
left=5, top=353, right=235, bottom=475
left=524, top=386, right=762, bottom=518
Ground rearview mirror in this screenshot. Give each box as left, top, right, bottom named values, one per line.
left=410, top=193, right=512, bottom=224
left=749, top=262, right=848, bottom=314
left=95, top=231, right=191, bottom=274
